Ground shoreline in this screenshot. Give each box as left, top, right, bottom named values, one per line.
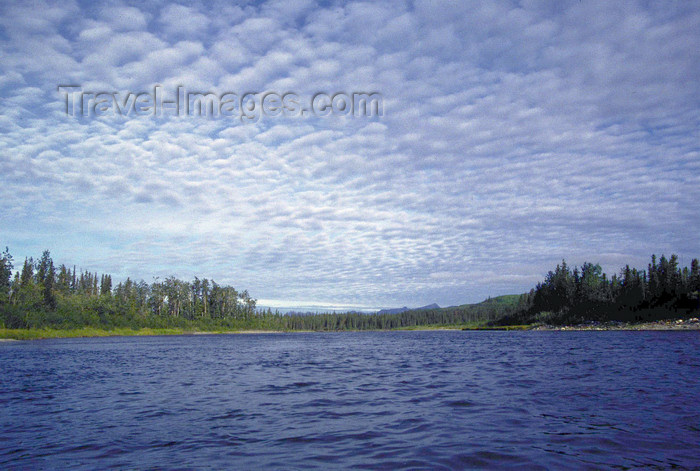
left=532, top=318, right=700, bottom=331
left=1, top=318, right=699, bottom=340
left=0, top=327, right=295, bottom=341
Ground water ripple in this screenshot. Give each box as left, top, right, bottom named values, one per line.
left=1, top=331, right=700, bottom=469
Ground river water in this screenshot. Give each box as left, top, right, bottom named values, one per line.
left=2, top=331, right=699, bottom=469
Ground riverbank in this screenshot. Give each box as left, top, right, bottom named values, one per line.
left=2, top=318, right=699, bottom=340
left=0, top=326, right=498, bottom=339
left=0, top=327, right=292, bottom=340
left=533, top=317, right=700, bottom=331
left=0, top=327, right=186, bottom=340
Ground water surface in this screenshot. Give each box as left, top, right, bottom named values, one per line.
left=2, top=331, right=699, bottom=469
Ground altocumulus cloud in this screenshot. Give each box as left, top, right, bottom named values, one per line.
left=0, top=0, right=698, bottom=310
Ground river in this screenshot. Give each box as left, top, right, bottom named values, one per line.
left=2, top=331, right=699, bottom=469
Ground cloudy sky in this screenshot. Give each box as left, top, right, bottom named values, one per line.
left=0, top=0, right=698, bottom=311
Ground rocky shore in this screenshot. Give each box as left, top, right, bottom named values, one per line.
left=534, top=318, right=700, bottom=331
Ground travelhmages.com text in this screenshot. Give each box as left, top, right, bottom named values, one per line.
left=58, top=85, right=383, bottom=121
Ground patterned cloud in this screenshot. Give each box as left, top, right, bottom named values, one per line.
left=1, top=0, right=698, bottom=310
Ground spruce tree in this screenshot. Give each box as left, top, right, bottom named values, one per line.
left=0, top=247, right=13, bottom=304
left=43, top=261, right=57, bottom=310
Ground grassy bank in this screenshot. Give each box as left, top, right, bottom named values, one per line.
left=0, top=326, right=308, bottom=340
left=1, top=324, right=535, bottom=339
left=0, top=325, right=504, bottom=339
left=5, top=320, right=698, bottom=339
left=0, top=327, right=193, bottom=340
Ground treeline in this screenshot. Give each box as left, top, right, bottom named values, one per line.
left=0, top=248, right=265, bottom=330
left=0, top=247, right=515, bottom=331
left=5, top=247, right=696, bottom=332
left=280, top=296, right=517, bottom=331
left=495, top=254, right=700, bottom=326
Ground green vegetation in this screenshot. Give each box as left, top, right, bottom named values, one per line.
left=494, top=255, right=700, bottom=326
left=1, top=247, right=697, bottom=338
left=0, top=248, right=266, bottom=333
left=0, top=247, right=518, bottom=337
left=281, top=295, right=519, bottom=331
left=0, top=327, right=187, bottom=340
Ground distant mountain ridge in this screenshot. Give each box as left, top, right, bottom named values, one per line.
left=377, top=303, right=440, bottom=315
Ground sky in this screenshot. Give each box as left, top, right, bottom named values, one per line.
left=0, top=0, right=698, bottom=311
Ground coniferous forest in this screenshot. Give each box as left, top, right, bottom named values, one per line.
left=0, top=247, right=698, bottom=334
left=497, top=255, right=700, bottom=326
left=0, top=248, right=513, bottom=332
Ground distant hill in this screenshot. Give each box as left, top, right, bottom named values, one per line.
left=377, top=303, right=440, bottom=315
left=396, top=295, right=521, bottom=321
left=420, top=303, right=440, bottom=310
left=454, top=294, right=521, bottom=309
left=376, top=307, right=409, bottom=315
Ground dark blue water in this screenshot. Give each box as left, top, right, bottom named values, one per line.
left=2, top=331, right=700, bottom=470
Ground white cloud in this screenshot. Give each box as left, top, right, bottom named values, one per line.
left=0, top=0, right=698, bottom=308
left=100, top=6, right=149, bottom=31
left=158, top=4, right=210, bottom=38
